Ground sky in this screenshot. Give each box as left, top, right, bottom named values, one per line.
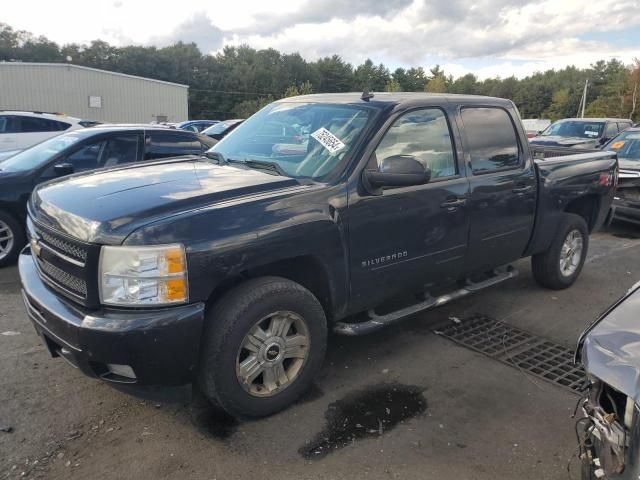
left=3, top=0, right=640, bottom=79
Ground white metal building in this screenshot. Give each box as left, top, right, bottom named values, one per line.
left=0, top=62, right=188, bottom=123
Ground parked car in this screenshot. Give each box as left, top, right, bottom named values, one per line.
left=522, top=118, right=551, bottom=138
left=0, top=111, right=97, bottom=156
left=201, top=119, right=244, bottom=142
left=530, top=118, right=633, bottom=149
left=0, top=125, right=215, bottom=266
left=603, top=128, right=640, bottom=225
left=576, top=282, right=640, bottom=479
left=177, top=120, right=220, bottom=133
left=19, top=93, right=616, bottom=418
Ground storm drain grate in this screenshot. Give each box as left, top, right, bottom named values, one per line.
left=434, top=314, right=586, bottom=394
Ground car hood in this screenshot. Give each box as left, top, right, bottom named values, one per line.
left=529, top=136, right=599, bottom=148
left=579, top=284, right=640, bottom=403
left=30, top=157, right=301, bottom=244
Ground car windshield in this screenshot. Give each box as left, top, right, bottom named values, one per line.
left=605, top=131, right=640, bottom=160
left=208, top=102, right=372, bottom=179
left=0, top=134, right=82, bottom=172
left=541, top=120, right=604, bottom=139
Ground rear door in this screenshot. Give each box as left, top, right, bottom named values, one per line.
left=459, top=106, right=537, bottom=274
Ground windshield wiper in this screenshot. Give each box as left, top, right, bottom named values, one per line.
left=202, top=151, right=228, bottom=165
left=228, top=159, right=287, bottom=177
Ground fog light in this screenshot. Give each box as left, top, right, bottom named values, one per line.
left=106, top=363, right=136, bottom=379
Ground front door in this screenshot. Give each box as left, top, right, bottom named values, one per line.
left=459, top=106, right=537, bottom=274
left=347, top=107, right=470, bottom=312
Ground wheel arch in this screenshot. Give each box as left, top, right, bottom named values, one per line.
left=205, top=254, right=338, bottom=323
left=564, top=194, right=600, bottom=232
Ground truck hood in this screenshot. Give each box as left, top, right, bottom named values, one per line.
left=30, top=157, right=301, bottom=244
left=580, top=284, right=640, bottom=404
left=618, top=158, right=640, bottom=172
left=529, top=136, right=599, bottom=148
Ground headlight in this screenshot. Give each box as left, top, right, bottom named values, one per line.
left=99, top=244, right=188, bottom=306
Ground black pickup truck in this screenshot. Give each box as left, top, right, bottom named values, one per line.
left=19, top=93, right=617, bottom=418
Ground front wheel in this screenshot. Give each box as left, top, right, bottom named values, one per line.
left=198, top=277, right=327, bottom=418
left=0, top=211, right=25, bottom=268
left=532, top=213, right=589, bottom=290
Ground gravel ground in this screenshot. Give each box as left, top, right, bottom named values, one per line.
left=1, top=222, right=639, bottom=480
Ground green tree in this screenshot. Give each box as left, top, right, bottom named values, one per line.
left=283, top=85, right=300, bottom=97
left=425, top=76, right=447, bottom=93
left=299, top=80, right=313, bottom=95
left=384, top=79, right=401, bottom=92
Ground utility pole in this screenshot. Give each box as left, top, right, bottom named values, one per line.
left=579, top=79, right=588, bottom=118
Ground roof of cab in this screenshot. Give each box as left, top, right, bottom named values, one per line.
left=276, top=92, right=513, bottom=107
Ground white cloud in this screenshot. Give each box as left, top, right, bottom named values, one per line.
left=2, top=0, right=640, bottom=79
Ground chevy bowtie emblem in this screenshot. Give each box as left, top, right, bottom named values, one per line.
left=31, top=238, right=42, bottom=257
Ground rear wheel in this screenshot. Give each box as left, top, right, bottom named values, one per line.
left=0, top=211, right=25, bottom=268
left=198, top=276, right=327, bottom=418
left=532, top=213, right=589, bottom=290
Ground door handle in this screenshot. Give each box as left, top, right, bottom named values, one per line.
left=440, top=198, right=467, bottom=209
left=512, top=185, right=533, bottom=194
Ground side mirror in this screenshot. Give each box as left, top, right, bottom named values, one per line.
left=363, top=155, right=431, bottom=194
left=53, top=163, right=74, bottom=177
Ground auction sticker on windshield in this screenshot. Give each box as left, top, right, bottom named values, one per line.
left=311, top=127, right=346, bottom=154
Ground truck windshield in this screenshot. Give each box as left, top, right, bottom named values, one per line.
left=0, top=134, right=82, bottom=172
left=606, top=131, right=640, bottom=160
left=541, top=120, right=604, bottom=139
left=208, top=102, right=372, bottom=179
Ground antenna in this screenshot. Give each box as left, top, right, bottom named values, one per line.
left=361, top=88, right=374, bottom=101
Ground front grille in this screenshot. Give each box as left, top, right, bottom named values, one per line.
left=30, top=218, right=100, bottom=307
left=37, top=258, right=87, bottom=296
left=38, top=229, right=88, bottom=262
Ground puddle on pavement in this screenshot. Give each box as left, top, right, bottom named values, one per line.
left=189, top=395, right=239, bottom=440
left=299, top=384, right=427, bottom=460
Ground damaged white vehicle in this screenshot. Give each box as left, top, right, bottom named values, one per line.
left=576, top=283, right=640, bottom=479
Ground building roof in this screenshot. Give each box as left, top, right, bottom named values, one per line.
left=0, top=62, right=189, bottom=89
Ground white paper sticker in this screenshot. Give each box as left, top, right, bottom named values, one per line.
left=585, top=130, right=599, bottom=137
left=311, top=127, right=346, bottom=154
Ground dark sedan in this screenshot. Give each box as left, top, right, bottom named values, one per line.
left=605, top=128, right=640, bottom=224
left=0, top=125, right=215, bottom=266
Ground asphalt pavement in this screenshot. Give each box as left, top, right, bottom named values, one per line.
left=1, top=222, right=639, bottom=480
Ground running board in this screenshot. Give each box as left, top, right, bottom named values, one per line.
left=333, top=266, right=518, bottom=336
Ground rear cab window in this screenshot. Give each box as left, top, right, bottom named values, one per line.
left=460, top=107, right=520, bottom=174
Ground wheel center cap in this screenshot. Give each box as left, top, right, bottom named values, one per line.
left=266, top=345, right=280, bottom=361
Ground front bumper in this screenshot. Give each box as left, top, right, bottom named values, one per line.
left=19, top=248, right=205, bottom=386
left=612, top=199, right=640, bottom=225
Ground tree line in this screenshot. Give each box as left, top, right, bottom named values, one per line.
left=1, top=23, right=638, bottom=121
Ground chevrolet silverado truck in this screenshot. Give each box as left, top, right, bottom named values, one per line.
left=19, top=93, right=617, bottom=418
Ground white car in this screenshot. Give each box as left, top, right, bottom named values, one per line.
left=0, top=111, right=97, bottom=155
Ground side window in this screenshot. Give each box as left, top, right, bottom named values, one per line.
left=605, top=122, right=618, bottom=138
left=50, top=120, right=72, bottom=131
left=0, top=116, right=17, bottom=133
left=146, top=132, right=202, bottom=159
left=65, top=141, right=104, bottom=172
left=373, top=108, right=457, bottom=179
left=100, top=135, right=140, bottom=168
left=461, top=107, right=520, bottom=173
left=18, top=117, right=56, bottom=133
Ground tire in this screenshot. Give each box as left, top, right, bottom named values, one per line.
left=0, top=211, right=25, bottom=268
left=532, top=213, right=589, bottom=290
left=198, top=276, right=327, bottom=418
